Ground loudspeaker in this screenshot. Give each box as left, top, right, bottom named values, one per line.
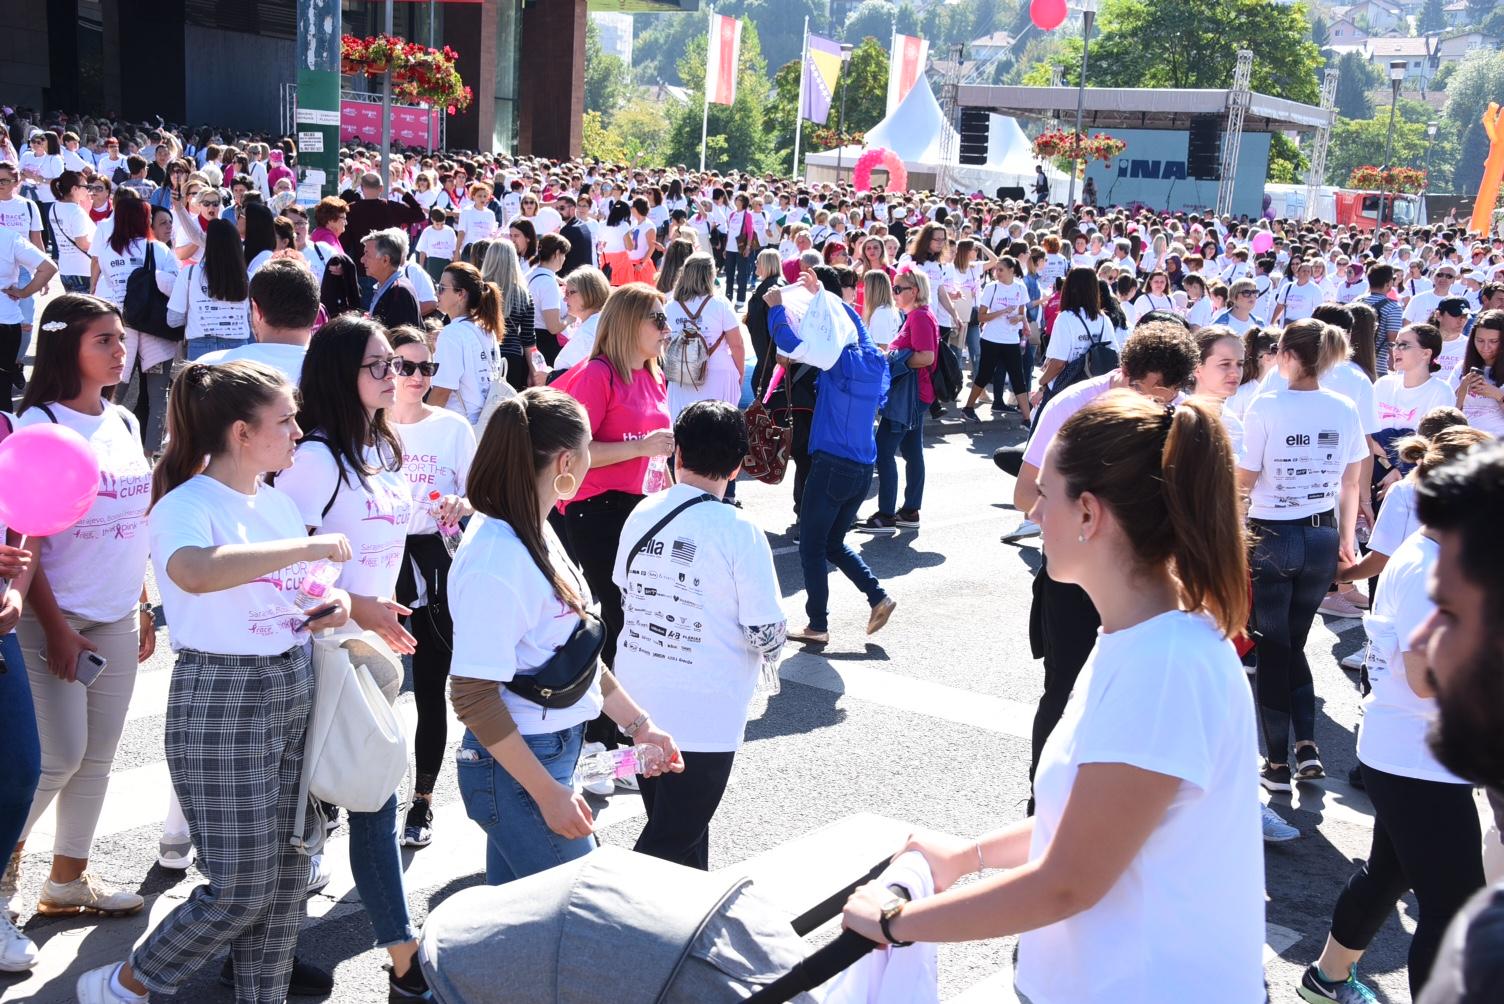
left=958, top=106, right=990, bottom=166
left=996, top=186, right=1026, bottom=201
left=1187, top=115, right=1221, bottom=180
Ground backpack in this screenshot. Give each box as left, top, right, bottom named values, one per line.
left=1050, top=311, right=1119, bottom=396
left=663, top=297, right=721, bottom=389
left=930, top=341, right=963, bottom=404
left=122, top=241, right=184, bottom=341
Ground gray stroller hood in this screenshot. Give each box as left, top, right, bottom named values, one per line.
left=420, top=847, right=819, bottom=1004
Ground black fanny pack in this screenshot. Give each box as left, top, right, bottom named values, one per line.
left=503, top=610, right=607, bottom=710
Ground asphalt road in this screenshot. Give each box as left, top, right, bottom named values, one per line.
left=2, top=397, right=1478, bottom=1004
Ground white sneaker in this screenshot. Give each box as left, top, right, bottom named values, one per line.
left=157, top=836, right=195, bottom=871
left=1261, top=804, right=1299, bottom=843
left=1318, top=592, right=1365, bottom=618
left=0, top=912, right=37, bottom=973
left=36, top=873, right=143, bottom=917
left=579, top=742, right=615, bottom=796
left=614, top=774, right=640, bottom=793
left=1340, top=650, right=1366, bottom=671
left=75, top=963, right=147, bottom=1003
left=1, top=847, right=20, bottom=922
left=305, top=852, right=333, bottom=896
left=1001, top=519, right=1041, bottom=544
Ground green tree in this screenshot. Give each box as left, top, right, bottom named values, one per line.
left=584, top=19, right=632, bottom=117
left=833, top=36, right=890, bottom=137
left=1465, top=0, right=1492, bottom=26
left=631, top=12, right=708, bottom=86
left=1310, top=14, right=1328, bottom=47
left=611, top=98, right=677, bottom=166
left=1268, top=133, right=1307, bottom=184
left=1325, top=116, right=1430, bottom=184
left=581, top=110, right=626, bottom=163
left=1418, top=0, right=1447, bottom=34
left=667, top=17, right=775, bottom=173
left=1335, top=51, right=1380, bottom=120
left=842, top=0, right=899, bottom=44
left=1443, top=49, right=1504, bottom=192
left=766, top=60, right=803, bottom=176
left=741, top=0, right=825, bottom=81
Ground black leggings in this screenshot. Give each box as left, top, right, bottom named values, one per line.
left=976, top=341, right=1028, bottom=397
left=0, top=323, right=20, bottom=393
left=1026, top=559, right=1100, bottom=814
left=407, top=599, right=453, bottom=795
left=1328, top=762, right=1484, bottom=995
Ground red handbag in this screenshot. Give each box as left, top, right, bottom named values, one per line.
left=741, top=402, right=792, bottom=485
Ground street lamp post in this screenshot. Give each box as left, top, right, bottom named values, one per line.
left=835, top=43, right=853, bottom=182
left=1066, top=0, right=1099, bottom=208
left=1423, top=119, right=1438, bottom=202
left=1382, top=58, right=1406, bottom=171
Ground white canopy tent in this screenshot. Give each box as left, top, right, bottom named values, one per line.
left=804, top=77, right=1067, bottom=198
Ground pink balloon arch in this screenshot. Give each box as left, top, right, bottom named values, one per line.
left=853, top=147, right=908, bottom=193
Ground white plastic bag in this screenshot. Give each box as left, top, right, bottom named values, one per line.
left=785, top=288, right=858, bottom=372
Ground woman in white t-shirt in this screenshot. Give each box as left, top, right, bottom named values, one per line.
left=455, top=182, right=498, bottom=257
left=1372, top=324, right=1456, bottom=492
left=1427, top=296, right=1470, bottom=376
left=552, top=266, right=610, bottom=372
left=899, top=222, right=961, bottom=338
left=47, top=171, right=95, bottom=293
left=1301, top=427, right=1492, bottom=1003
left=1451, top=309, right=1504, bottom=436
left=1238, top=319, right=1368, bottom=789
left=270, top=315, right=431, bottom=998
left=386, top=328, right=477, bottom=850
left=20, top=132, right=63, bottom=251
left=843, top=392, right=1265, bottom=1004
left=81, top=360, right=353, bottom=1003
left=664, top=253, right=746, bottom=422
left=1224, top=326, right=1278, bottom=420
left=1130, top=269, right=1176, bottom=325
left=167, top=217, right=251, bottom=361
left=448, top=387, right=680, bottom=884
left=10, top=295, right=154, bottom=921
left=1183, top=273, right=1215, bottom=331
left=623, top=196, right=660, bottom=286
left=430, top=262, right=504, bottom=429
left=861, top=269, right=901, bottom=350
left=528, top=234, right=570, bottom=364
left=1191, top=325, right=1246, bottom=454
left=1034, top=267, right=1122, bottom=406
left=967, top=255, right=1032, bottom=423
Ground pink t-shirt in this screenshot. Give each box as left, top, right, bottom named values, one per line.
left=891, top=305, right=940, bottom=403
left=561, top=357, right=671, bottom=503
left=1023, top=372, right=1117, bottom=469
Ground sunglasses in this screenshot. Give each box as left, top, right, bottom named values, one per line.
left=648, top=311, right=670, bottom=330
left=394, top=359, right=439, bottom=378
left=87, top=184, right=105, bottom=192
left=199, top=198, right=221, bottom=207
left=893, top=283, right=914, bottom=293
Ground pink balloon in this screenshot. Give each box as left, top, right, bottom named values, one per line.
left=1030, top=0, right=1069, bottom=31
left=0, top=424, right=102, bottom=537
left=1251, top=231, right=1275, bottom=254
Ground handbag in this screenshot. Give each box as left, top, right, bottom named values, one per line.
left=741, top=401, right=792, bottom=485
left=122, top=240, right=185, bottom=341
left=503, top=609, right=606, bottom=711
left=290, top=628, right=408, bottom=853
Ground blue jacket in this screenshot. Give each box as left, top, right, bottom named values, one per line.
left=769, top=301, right=889, bottom=465
left=881, top=348, right=921, bottom=431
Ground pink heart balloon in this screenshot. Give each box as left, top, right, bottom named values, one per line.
left=0, top=424, right=102, bottom=537
left=1030, top=0, right=1069, bottom=31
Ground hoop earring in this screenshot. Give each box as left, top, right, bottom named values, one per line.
left=554, top=472, right=579, bottom=500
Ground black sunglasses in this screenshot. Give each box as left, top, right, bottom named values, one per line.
left=648, top=311, right=670, bottom=330
left=394, top=359, right=439, bottom=378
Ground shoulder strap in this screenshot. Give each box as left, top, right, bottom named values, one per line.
left=624, top=494, right=716, bottom=578
left=677, top=295, right=711, bottom=324
left=266, top=433, right=341, bottom=522
left=51, top=204, right=83, bottom=253
left=38, top=403, right=57, bottom=423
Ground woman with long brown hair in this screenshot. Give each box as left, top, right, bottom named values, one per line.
left=430, top=261, right=505, bottom=428
left=843, top=392, right=1264, bottom=1004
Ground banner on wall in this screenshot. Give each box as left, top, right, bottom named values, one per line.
left=339, top=100, right=440, bottom=147
left=1081, top=128, right=1271, bottom=218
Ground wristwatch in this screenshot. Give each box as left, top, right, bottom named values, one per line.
left=139, top=602, right=154, bottom=618
left=877, top=896, right=912, bottom=947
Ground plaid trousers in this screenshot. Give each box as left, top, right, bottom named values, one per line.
left=132, top=645, right=314, bottom=1004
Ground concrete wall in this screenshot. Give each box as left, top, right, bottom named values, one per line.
left=184, top=23, right=294, bottom=133
left=0, top=1, right=52, bottom=109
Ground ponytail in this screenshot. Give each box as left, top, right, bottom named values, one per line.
left=152, top=360, right=293, bottom=507
left=1316, top=322, right=1351, bottom=376
left=474, top=282, right=504, bottom=340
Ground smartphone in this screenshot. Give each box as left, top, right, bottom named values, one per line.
left=298, top=603, right=339, bottom=632
left=75, top=651, right=108, bottom=688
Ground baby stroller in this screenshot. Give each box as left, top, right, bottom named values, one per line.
left=419, top=841, right=911, bottom=1004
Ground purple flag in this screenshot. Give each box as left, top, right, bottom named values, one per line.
left=800, top=34, right=843, bottom=125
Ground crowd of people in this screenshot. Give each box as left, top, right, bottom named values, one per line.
left=2, top=104, right=1504, bottom=1003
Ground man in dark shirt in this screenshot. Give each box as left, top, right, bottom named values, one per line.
left=555, top=194, right=593, bottom=277
left=339, top=171, right=426, bottom=278
left=362, top=227, right=422, bottom=330
left=1361, top=263, right=1404, bottom=375
left=1411, top=442, right=1504, bottom=1003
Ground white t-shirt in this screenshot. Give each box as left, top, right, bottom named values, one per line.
left=1373, top=373, right=1455, bottom=432
left=200, top=342, right=307, bottom=384
left=1367, top=478, right=1417, bottom=558
left=1434, top=335, right=1467, bottom=378
left=1224, top=378, right=1262, bottom=421
left=979, top=279, right=1029, bottom=345
left=1402, top=288, right=1450, bottom=325
left=553, top=313, right=600, bottom=372
left=447, top=515, right=604, bottom=735
left=15, top=403, right=152, bottom=623
left=865, top=304, right=901, bottom=348
left=529, top=267, right=563, bottom=331
left=1238, top=388, right=1367, bottom=520
left=1017, top=611, right=1265, bottom=1004
left=90, top=221, right=178, bottom=307
left=247, top=249, right=273, bottom=277
left=1185, top=296, right=1215, bottom=330
left=416, top=224, right=457, bottom=262
left=300, top=239, right=342, bottom=286
left=1045, top=311, right=1122, bottom=385
left=532, top=206, right=564, bottom=236
left=1358, top=532, right=1465, bottom=784
left=664, top=293, right=743, bottom=417
left=393, top=409, right=477, bottom=535
left=0, top=194, right=41, bottom=239
left=48, top=200, right=95, bottom=277
left=610, top=486, right=784, bottom=752
left=1259, top=361, right=1380, bottom=435
left=401, top=261, right=436, bottom=305
left=457, top=207, right=497, bottom=251
left=432, top=316, right=499, bottom=427
left=626, top=220, right=655, bottom=262
left=1450, top=363, right=1504, bottom=436
left=1130, top=292, right=1175, bottom=325
left=20, top=152, right=62, bottom=203
left=168, top=264, right=253, bottom=342
left=1275, top=279, right=1321, bottom=322
left=1220, top=405, right=1245, bottom=457
left=149, top=475, right=312, bottom=655
left=274, top=439, right=414, bottom=599
left=0, top=229, right=48, bottom=325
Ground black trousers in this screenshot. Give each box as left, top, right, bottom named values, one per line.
left=790, top=410, right=813, bottom=517
left=1329, top=763, right=1484, bottom=995
left=1027, top=559, right=1100, bottom=813
left=0, top=323, right=20, bottom=395
left=406, top=600, right=453, bottom=794
left=634, top=750, right=736, bottom=870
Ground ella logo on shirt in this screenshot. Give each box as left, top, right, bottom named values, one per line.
left=1285, top=434, right=1311, bottom=446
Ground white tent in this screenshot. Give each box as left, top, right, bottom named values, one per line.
left=804, top=77, right=1067, bottom=198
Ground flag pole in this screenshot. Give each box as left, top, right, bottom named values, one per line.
left=791, top=15, right=808, bottom=182
left=700, top=9, right=713, bottom=171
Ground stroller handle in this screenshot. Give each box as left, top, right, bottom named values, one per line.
left=743, top=884, right=913, bottom=1004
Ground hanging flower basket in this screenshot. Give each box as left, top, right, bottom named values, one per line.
left=340, top=34, right=472, bottom=113
left=1031, top=130, right=1126, bottom=163
left=1348, top=165, right=1426, bottom=194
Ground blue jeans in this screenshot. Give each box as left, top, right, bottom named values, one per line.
left=1250, top=517, right=1339, bottom=763
left=875, top=413, right=925, bottom=516
left=723, top=250, right=754, bottom=304
left=60, top=274, right=90, bottom=294
left=17, top=266, right=34, bottom=360
left=186, top=336, right=250, bottom=361
left=798, top=451, right=888, bottom=632
left=455, top=724, right=594, bottom=885
left=965, top=316, right=981, bottom=377
left=0, top=633, right=41, bottom=858
left=345, top=794, right=416, bottom=947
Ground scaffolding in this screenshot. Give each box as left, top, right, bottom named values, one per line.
left=1215, top=50, right=1253, bottom=219
left=1303, top=67, right=1340, bottom=222
left=935, top=43, right=965, bottom=195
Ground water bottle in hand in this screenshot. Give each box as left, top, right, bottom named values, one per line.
left=428, top=490, right=463, bottom=556
left=294, top=559, right=340, bottom=610
left=642, top=455, right=671, bottom=495
left=573, top=744, right=666, bottom=788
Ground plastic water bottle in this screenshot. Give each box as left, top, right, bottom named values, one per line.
left=428, top=490, right=462, bottom=557
left=573, top=744, right=665, bottom=788
left=294, top=559, right=340, bottom=610
left=642, top=455, right=671, bottom=494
